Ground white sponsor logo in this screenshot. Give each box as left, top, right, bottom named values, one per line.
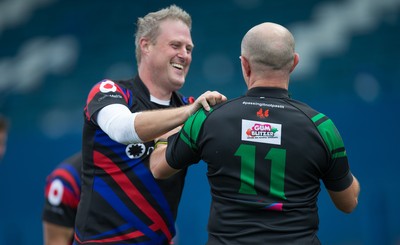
left=99, top=80, right=117, bottom=93
left=48, top=179, right=63, bottom=206
left=241, top=119, right=282, bottom=145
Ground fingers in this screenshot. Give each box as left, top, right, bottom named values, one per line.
left=188, top=91, right=227, bottom=116
left=198, top=91, right=227, bottom=111
left=201, top=99, right=211, bottom=111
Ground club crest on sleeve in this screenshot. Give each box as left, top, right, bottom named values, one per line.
left=100, top=80, right=117, bottom=93
left=48, top=179, right=64, bottom=206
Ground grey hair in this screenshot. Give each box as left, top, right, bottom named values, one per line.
left=134, top=5, right=192, bottom=64
left=241, top=23, right=295, bottom=71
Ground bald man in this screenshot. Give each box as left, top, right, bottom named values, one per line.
left=149, top=22, right=360, bottom=244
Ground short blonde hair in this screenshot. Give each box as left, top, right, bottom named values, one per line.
left=135, top=5, right=192, bottom=64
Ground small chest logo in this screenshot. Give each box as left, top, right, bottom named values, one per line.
left=126, top=143, right=146, bottom=159
left=256, top=108, right=269, bottom=118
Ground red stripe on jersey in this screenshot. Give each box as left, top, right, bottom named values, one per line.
left=114, top=83, right=129, bottom=102
left=93, top=151, right=172, bottom=241
left=62, top=188, right=80, bottom=208
left=74, top=223, right=161, bottom=243
left=52, top=169, right=80, bottom=196
left=44, top=184, right=79, bottom=208
left=44, top=171, right=80, bottom=208
left=86, top=83, right=102, bottom=106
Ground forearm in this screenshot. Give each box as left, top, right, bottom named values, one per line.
left=135, top=105, right=191, bottom=142
left=328, top=175, right=360, bottom=213
left=351, top=175, right=360, bottom=204
left=43, top=222, right=74, bottom=245
left=97, top=90, right=227, bottom=144
left=149, top=143, right=180, bottom=179
left=97, top=104, right=192, bottom=144
left=137, top=90, right=227, bottom=141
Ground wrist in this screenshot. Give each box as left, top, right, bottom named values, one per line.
left=154, top=138, right=168, bottom=148
left=187, top=103, right=197, bottom=117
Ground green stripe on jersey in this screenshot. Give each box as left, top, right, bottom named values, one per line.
left=312, top=113, right=346, bottom=159
left=180, top=108, right=211, bottom=150
left=311, top=113, right=326, bottom=124
left=332, top=151, right=347, bottom=158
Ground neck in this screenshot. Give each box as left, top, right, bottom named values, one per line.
left=138, top=66, right=172, bottom=100
left=248, top=78, right=288, bottom=90
left=246, top=68, right=290, bottom=90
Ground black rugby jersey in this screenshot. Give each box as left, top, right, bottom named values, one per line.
left=42, top=152, right=82, bottom=230
left=166, top=87, right=353, bottom=245
left=75, top=76, right=191, bottom=244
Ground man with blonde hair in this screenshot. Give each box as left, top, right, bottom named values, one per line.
left=73, top=5, right=226, bottom=245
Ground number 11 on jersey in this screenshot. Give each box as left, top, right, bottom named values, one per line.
left=235, top=144, right=287, bottom=200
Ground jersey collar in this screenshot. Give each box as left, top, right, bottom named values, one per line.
left=246, top=87, right=290, bottom=99
left=134, top=75, right=184, bottom=107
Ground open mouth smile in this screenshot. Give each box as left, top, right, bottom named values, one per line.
left=171, top=62, right=184, bottom=70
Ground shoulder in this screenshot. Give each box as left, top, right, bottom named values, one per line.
left=183, top=97, right=240, bottom=130
left=211, top=96, right=244, bottom=111
left=46, top=153, right=82, bottom=190
left=87, top=79, right=134, bottom=97
left=66, top=152, right=83, bottom=174
left=286, top=98, right=321, bottom=119
left=172, top=91, right=195, bottom=105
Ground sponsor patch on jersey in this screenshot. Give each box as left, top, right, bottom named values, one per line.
left=99, top=79, right=117, bottom=93
left=241, top=119, right=282, bottom=145
left=48, top=179, right=64, bottom=206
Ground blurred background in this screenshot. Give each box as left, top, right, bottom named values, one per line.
left=0, top=0, right=399, bottom=244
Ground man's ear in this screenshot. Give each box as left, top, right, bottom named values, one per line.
left=140, top=38, right=151, bottom=55
left=289, top=53, right=299, bottom=73
left=241, top=56, right=251, bottom=78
